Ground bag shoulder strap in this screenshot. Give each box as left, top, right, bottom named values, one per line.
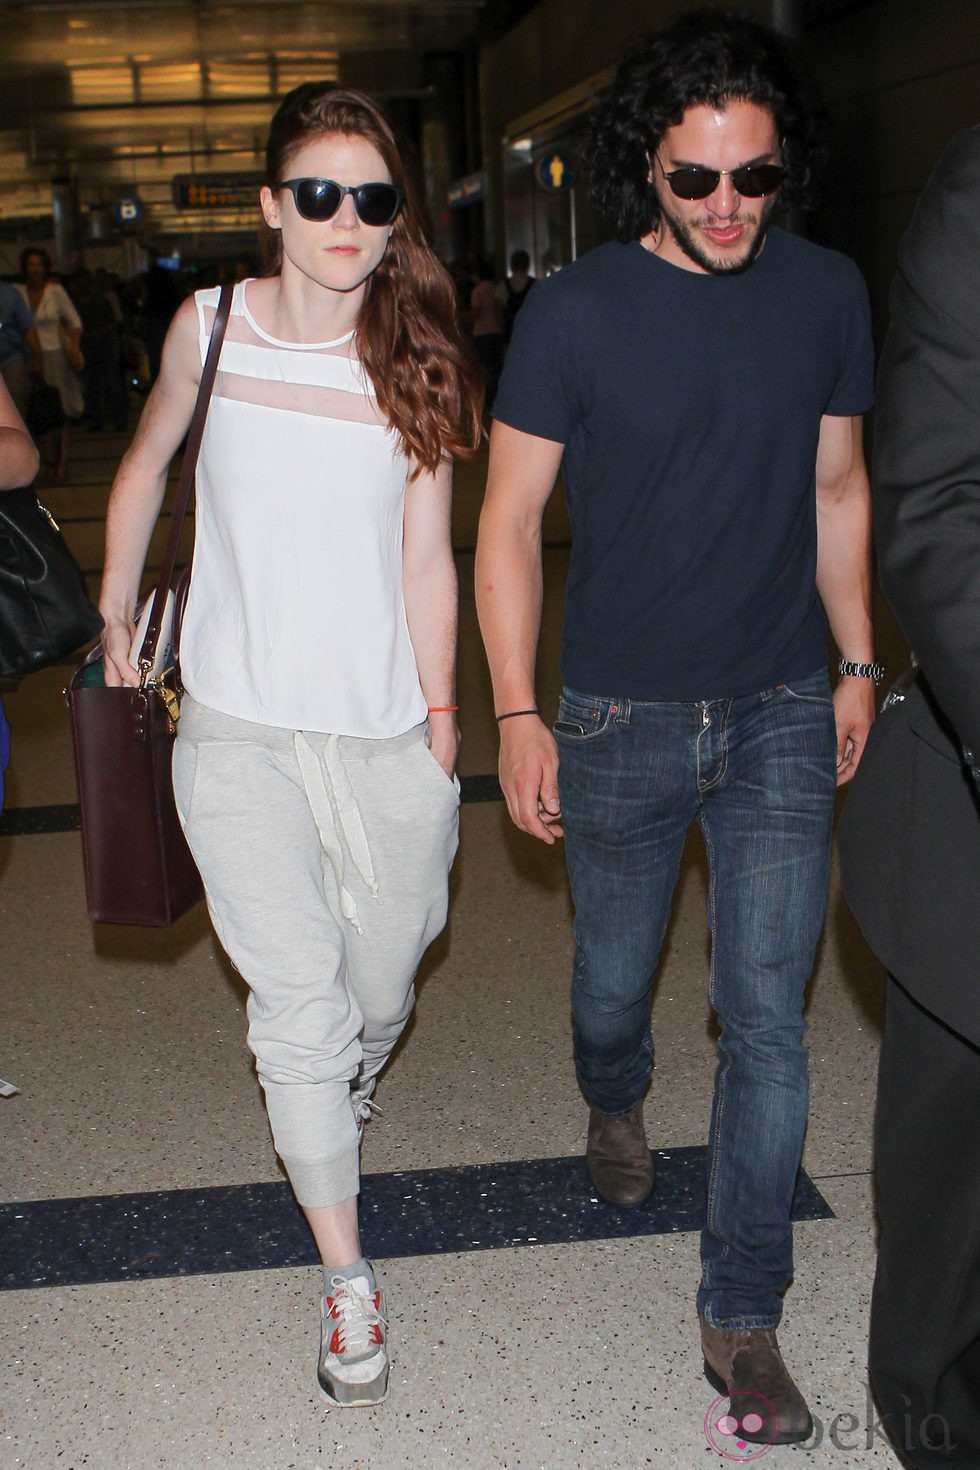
left=137, top=283, right=233, bottom=675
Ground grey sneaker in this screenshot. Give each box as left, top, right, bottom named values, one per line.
left=318, top=1274, right=389, bottom=1407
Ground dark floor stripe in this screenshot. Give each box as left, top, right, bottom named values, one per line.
left=0, top=1150, right=832, bottom=1290
left=0, top=777, right=502, bottom=837
left=459, top=772, right=503, bottom=803
left=0, top=803, right=80, bottom=835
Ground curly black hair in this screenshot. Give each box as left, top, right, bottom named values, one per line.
left=588, top=8, right=825, bottom=243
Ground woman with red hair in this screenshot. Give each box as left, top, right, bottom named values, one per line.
left=99, top=83, right=481, bottom=1408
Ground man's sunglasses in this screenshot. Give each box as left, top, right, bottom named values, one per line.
left=656, top=158, right=786, bottom=201
left=280, top=177, right=404, bottom=226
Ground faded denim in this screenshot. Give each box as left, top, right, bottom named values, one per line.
left=555, top=670, right=838, bottom=1326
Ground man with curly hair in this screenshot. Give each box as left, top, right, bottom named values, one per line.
left=476, top=8, right=878, bottom=1445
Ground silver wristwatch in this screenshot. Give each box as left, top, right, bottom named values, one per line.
left=837, top=658, right=885, bottom=686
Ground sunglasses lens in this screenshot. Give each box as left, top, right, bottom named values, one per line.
left=294, top=179, right=343, bottom=220
left=354, top=184, right=401, bottom=226
left=665, top=169, right=717, bottom=200
left=284, top=179, right=402, bottom=225
left=731, top=165, right=786, bottom=197
left=663, top=165, right=786, bottom=200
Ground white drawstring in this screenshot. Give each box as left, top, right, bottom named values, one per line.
left=293, top=731, right=379, bottom=932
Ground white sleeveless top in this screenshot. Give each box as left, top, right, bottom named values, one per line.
left=179, top=282, right=427, bottom=737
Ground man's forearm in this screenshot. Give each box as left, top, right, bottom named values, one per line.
left=475, top=422, right=564, bottom=839
left=816, top=472, right=874, bottom=663
left=475, top=514, right=544, bottom=715
left=816, top=462, right=877, bottom=782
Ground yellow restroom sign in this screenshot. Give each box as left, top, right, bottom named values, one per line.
left=536, top=150, right=576, bottom=192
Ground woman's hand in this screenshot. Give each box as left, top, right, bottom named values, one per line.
left=426, top=709, right=460, bottom=778
left=100, top=617, right=139, bottom=688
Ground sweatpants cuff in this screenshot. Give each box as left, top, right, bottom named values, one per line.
left=285, top=1150, right=361, bottom=1211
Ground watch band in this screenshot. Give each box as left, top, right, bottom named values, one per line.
left=838, top=658, right=885, bottom=685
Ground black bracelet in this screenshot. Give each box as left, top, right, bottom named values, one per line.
left=495, top=708, right=540, bottom=723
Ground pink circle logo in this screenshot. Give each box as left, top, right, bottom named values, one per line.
left=703, top=1392, right=778, bottom=1460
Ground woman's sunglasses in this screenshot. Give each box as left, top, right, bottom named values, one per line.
left=280, top=177, right=404, bottom=226
left=656, top=158, right=786, bottom=201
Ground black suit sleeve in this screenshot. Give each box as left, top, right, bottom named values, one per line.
left=873, top=126, right=980, bottom=762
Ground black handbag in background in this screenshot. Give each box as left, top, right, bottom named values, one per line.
left=0, top=489, right=103, bottom=677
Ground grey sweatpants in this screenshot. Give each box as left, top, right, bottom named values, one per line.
left=173, top=697, right=459, bottom=1208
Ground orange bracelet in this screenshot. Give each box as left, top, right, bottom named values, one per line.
left=427, top=705, right=458, bottom=713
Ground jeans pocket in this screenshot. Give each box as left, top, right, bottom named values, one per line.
left=779, top=671, right=834, bottom=707
left=553, top=690, right=620, bottom=742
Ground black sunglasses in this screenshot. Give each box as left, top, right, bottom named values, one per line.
left=280, top=177, right=404, bottom=226
left=656, top=157, right=786, bottom=201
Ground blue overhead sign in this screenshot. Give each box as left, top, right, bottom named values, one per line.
left=536, top=151, right=576, bottom=193
left=115, top=197, right=142, bottom=223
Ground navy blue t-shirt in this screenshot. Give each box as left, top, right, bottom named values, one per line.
left=493, top=229, right=875, bottom=701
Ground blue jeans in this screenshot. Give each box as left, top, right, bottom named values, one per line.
left=555, top=671, right=838, bottom=1328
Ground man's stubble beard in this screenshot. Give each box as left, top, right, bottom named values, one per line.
left=660, top=193, right=779, bottom=276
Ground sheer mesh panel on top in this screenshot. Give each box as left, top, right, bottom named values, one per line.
left=201, top=292, right=389, bottom=430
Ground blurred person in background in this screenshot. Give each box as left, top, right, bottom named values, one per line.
left=498, top=248, right=536, bottom=343
left=0, top=376, right=41, bottom=812
left=94, top=269, right=129, bottom=422
left=136, top=263, right=186, bottom=384
left=72, top=269, right=128, bottom=432
left=17, top=248, right=83, bottom=480
left=0, top=278, right=42, bottom=419
left=469, top=257, right=505, bottom=417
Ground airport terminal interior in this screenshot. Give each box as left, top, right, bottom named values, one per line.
left=1, top=1, right=979, bottom=1466
left=2, top=430, right=914, bottom=1469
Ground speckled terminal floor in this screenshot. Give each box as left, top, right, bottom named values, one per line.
left=0, top=426, right=911, bottom=1469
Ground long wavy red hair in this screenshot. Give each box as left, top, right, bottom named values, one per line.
left=262, top=84, right=482, bottom=474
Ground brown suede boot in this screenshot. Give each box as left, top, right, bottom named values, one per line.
left=700, top=1320, right=813, bottom=1445
left=586, top=1103, right=654, bottom=1207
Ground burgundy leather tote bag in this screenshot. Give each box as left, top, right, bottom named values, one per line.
left=66, top=284, right=231, bottom=926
